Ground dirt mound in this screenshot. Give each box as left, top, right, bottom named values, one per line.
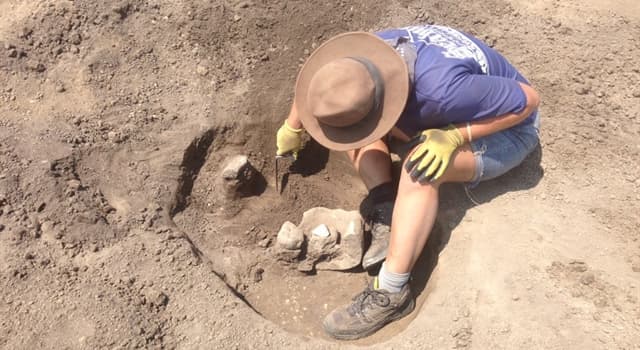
left=1, top=0, right=639, bottom=348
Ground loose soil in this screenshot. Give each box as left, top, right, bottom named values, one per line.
left=1, top=0, right=639, bottom=349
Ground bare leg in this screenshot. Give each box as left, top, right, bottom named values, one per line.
left=347, top=140, right=392, bottom=190
left=348, top=139, right=396, bottom=269
left=385, top=145, right=476, bottom=274
left=322, top=144, right=478, bottom=340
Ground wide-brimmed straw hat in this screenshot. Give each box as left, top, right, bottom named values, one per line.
left=295, top=32, right=410, bottom=151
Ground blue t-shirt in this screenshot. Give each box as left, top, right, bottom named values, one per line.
left=376, top=25, right=536, bottom=136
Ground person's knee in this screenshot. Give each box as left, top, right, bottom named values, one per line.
left=401, top=145, right=475, bottom=187
left=398, top=166, right=441, bottom=194
left=347, top=139, right=389, bottom=165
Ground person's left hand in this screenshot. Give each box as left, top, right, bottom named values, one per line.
left=404, top=124, right=464, bottom=183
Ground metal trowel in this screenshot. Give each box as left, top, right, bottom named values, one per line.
left=274, top=153, right=295, bottom=194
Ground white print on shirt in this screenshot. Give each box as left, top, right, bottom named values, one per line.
left=404, top=25, right=489, bottom=75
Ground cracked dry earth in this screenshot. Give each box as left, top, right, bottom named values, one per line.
left=1, top=0, right=639, bottom=349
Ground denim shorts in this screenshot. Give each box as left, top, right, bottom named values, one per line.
left=468, top=112, right=540, bottom=187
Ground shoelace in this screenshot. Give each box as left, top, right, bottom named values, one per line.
left=347, top=287, right=391, bottom=320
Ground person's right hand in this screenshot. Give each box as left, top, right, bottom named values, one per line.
left=276, top=120, right=304, bottom=159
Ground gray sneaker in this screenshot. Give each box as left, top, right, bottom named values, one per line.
left=323, top=281, right=414, bottom=340
left=362, top=201, right=393, bottom=270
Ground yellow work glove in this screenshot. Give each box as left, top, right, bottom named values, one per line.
left=276, top=120, right=303, bottom=159
left=404, top=124, right=464, bottom=183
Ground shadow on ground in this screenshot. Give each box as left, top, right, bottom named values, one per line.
left=408, top=144, right=543, bottom=299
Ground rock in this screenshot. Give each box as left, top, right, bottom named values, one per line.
left=575, top=85, right=591, bottom=95
left=196, top=65, right=209, bottom=76
left=7, top=49, right=17, bottom=58
left=40, top=220, right=61, bottom=240
left=222, top=155, right=250, bottom=179
left=311, top=224, right=331, bottom=237
left=297, top=259, right=314, bottom=272
left=55, top=83, right=66, bottom=93
left=67, top=179, right=82, bottom=190
left=580, top=272, right=595, bottom=285
left=112, top=3, right=131, bottom=20
left=298, top=207, right=364, bottom=271
left=253, top=267, right=264, bottom=283
left=29, top=214, right=41, bottom=237
left=143, top=288, right=169, bottom=308
left=276, top=247, right=301, bottom=263
left=52, top=46, right=63, bottom=56
left=306, top=226, right=338, bottom=261
left=27, top=61, right=46, bottom=72
left=69, top=32, right=82, bottom=45
left=631, top=258, right=640, bottom=273
left=17, top=27, right=32, bottom=39
left=276, top=221, right=304, bottom=250
left=107, top=131, right=119, bottom=142
left=0, top=224, right=5, bottom=232
left=594, top=296, right=608, bottom=308
left=220, top=155, right=256, bottom=198
left=569, top=260, right=588, bottom=272
left=9, top=228, right=27, bottom=243
left=257, top=237, right=271, bottom=248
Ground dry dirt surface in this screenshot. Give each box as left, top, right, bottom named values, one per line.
left=1, top=0, right=639, bottom=349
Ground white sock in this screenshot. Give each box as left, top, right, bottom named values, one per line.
left=376, top=262, right=410, bottom=293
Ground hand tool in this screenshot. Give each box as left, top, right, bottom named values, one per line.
left=275, top=153, right=295, bottom=194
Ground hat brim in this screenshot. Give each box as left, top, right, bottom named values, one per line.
left=295, top=32, right=409, bottom=152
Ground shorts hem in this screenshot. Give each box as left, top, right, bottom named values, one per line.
left=467, top=141, right=485, bottom=189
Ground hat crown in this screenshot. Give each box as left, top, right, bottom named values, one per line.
left=307, top=58, right=375, bottom=128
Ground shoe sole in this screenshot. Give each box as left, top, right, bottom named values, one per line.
left=362, top=253, right=387, bottom=270
left=323, top=297, right=416, bottom=341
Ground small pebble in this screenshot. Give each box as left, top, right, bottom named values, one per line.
left=196, top=65, right=208, bottom=76
left=631, top=260, right=640, bottom=273
left=580, top=272, right=595, bottom=285
left=575, top=85, right=591, bottom=95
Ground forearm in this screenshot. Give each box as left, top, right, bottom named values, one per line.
left=455, top=82, right=540, bottom=142
left=286, top=101, right=303, bottom=130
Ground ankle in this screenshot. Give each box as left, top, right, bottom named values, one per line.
left=377, top=262, right=410, bottom=293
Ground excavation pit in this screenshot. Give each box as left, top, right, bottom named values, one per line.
left=170, top=126, right=443, bottom=343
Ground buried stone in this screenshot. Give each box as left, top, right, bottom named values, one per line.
left=276, top=207, right=364, bottom=271
left=275, top=221, right=303, bottom=262
left=220, top=155, right=256, bottom=199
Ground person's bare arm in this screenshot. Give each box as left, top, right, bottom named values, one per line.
left=286, top=101, right=304, bottom=130
left=288, top=81, right=539, bottom=143
left=454, top=82, right=540, bottom=142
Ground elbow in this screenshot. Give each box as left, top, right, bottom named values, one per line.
left=518, top=83, right=540, bottom=122
left=521, top=82, right=540, bottom=111
left=529, top=88, right=540, bottom=110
